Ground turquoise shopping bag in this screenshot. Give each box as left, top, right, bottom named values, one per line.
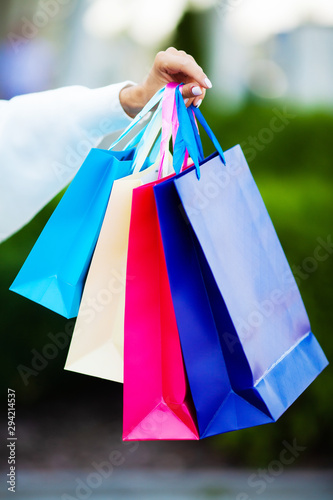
left=10, top=149, right=135, bottom=318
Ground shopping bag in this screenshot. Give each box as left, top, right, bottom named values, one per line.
left=154, top=90, right=328, bottom=438
left=10, top=148, right=135, bottom=318
left=10, top=89, right=166, bottom=319
left=64, top=154, right=173, bottom=383
left=123, top=177, right=199, bottom=440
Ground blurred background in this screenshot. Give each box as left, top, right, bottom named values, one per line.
left=0, top=0, right=332, bottom=498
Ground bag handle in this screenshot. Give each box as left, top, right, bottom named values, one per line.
left=131, top=98, right=163, bottom=173
left=187, top=107, right=204, bottom=163
left=173, top=86, right=226, bottom=178
left=132, top=83, right=181, bottom=176
left=173, top=88, right=201, bottom=176
left=121, top=124, right=147, bottom=151
left=108, top=86, right=165, bottom=151
left=157, top=82, right=179, bottom=179
left=157, top=82, right=191, bottom=178
left=192, top=105, right=226, bottom=165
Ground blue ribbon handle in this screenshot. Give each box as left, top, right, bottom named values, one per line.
left=173, top=86, right=226, bottom=179
left=174, top=87, right=202, bottom=177
left=122, top=125, right=147, bottom=151
left=186, top=108, right=204, bottom=163
left=191, top=105, right=226, bottom=165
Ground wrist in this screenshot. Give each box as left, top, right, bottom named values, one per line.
left=119, top=84, right=147, bottom=118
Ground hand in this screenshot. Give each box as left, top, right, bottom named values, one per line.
left=119, top=47, right=212, bottom=118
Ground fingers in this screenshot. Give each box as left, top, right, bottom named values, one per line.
left=182, top=96, right=195, bottom=108
left=181, top=84, right=206, bottom=107
left=156, top=48, right=212, bottom=90
left=139, top=47, right=212, bottom=110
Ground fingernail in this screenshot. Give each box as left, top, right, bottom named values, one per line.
left=179, top=86, right=183, bottom=94
left=191, top=86, right=202, bottom=96
left=195, top=99, right=202, bottom=108
left=184, top=98, right=189, bottom=104
left=204, top=77, right=212, bottom=89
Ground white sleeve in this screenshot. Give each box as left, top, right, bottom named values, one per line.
left=0, top=81, right=134, bottom=243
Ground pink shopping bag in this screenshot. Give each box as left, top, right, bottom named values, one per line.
left=123, top=177, right=199, bottom=441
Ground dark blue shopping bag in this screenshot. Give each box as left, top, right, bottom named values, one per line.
left=154, top=88, right=328, bottom=438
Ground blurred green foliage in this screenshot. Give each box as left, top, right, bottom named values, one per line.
left=1, top=101, right=332, bottom=466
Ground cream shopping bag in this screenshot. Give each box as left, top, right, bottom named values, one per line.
left=64, top=154, right=173, bottom=383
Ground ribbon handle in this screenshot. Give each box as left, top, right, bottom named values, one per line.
left=108, top=86, right=165, bottom=151
left=173, top=86, right=226, bottom=179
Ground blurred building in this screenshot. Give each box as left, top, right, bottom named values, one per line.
left=274, top=25, right=333, bottom=107
left=1, top=0, right=332, bottom=107
left=0, top=37, right=55, bottom=99
left=209, top=8, right=333, bottom=109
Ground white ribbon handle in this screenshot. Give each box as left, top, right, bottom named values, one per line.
left=131, top=99, right=163, bottom=173
left=108, top=86, right=165, bottom=151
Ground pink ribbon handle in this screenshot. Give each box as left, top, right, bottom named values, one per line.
left=158, top=83, right=193, bottom=179
left=158, top=83, right=178, bottom=179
